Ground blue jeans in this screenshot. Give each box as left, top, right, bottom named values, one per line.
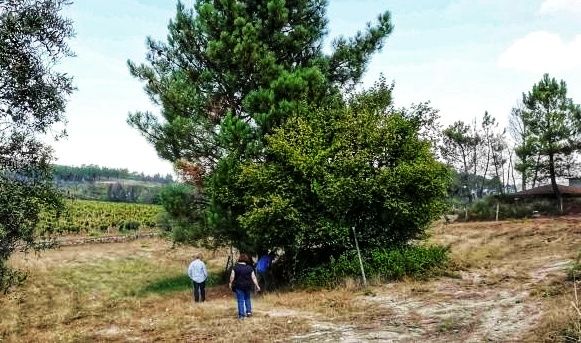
left=234, top=288, right=252, bottom=318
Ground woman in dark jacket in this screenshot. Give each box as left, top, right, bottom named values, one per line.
left=229, top=253, right=261, bottom=319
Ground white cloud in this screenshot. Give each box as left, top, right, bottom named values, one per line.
left=539, top=0, right=581, bottom=15
left=498, top=31, right=581, bottom=73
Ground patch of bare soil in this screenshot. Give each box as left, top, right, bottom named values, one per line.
left=260, top=217, right=579, bottom=342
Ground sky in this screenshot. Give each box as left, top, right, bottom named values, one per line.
left=52, top=0, right=581, bottom=175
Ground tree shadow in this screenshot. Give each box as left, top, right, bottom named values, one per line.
left=138, top=273, right=224, bottom=296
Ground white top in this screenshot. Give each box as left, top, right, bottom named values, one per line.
left=187, top=259, right=208, bottom=283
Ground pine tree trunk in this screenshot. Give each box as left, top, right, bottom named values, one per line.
left=548, top=153, right=563, bottom=213
left=479, top=148, right=490, bottom=197
left=532, top=153, right=541, bottom=188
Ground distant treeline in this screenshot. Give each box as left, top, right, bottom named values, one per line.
left=53, top=164, right=174, bottom=184
left=52, top=164, right=174, bottom=204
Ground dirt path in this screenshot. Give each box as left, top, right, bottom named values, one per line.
left=254, top=218, right=579, bottom=342
left=256, top=264, right=567, bottom=343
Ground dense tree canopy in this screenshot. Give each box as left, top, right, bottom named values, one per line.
left=133, top=0, right=450, bottom=277
left=0, top=0, right=74, bottom=292
left=238, top=81, right=450, bottom=270
left=128, top=0, right=392, bottom=170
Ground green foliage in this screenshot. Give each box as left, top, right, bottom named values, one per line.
left=129, top=0, right=394, bottom=255
left=53, top=164, right=173, bottom=204
left=568, top=252, right=581, bottom=282
left=300, top=245, right=450, bottom=288
left=120, top=220, right=140, bottom=232
left=441, top=121, right=481, bottom=201
left=37, top=200, right=162, bottom=235
left=518, top=74, right=581, bottom=203
left=239, top=81, right=450, bottom=269
left=158, top=183, right=209, bottom=245
left=0, top=0, right=74, bottom=292
left=53, top=164, right=173, bottom=183
left=128, top=0, right=392, bottom=160
left=130, top=1, right=449, bottom=284
left=510, top=105, right=537, bottom=191
left=461, top=196, right=581, bottom=221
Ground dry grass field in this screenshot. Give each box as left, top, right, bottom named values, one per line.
left=1, top=216, right=580, bottom=342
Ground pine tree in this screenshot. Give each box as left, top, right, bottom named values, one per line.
left=129, top=0, right=392, bottom=168
left=522, top=74, right=581, bottom=211
left=130, top=0, right=394, bottom=250
left=441, top=121, right=482, bottom=202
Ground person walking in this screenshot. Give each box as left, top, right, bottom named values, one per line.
left=256, top=251, right=275, bottom=292
left=187, top=253, right=208, bottom=303
left=229, top=253, right=260, bottom=319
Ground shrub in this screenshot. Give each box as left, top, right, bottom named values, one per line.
left=120, top=220, right=140, bottom=232
left=464, top=196, right=566, bottom=221
left=568, top=252, right=581, bottom=281
left=300, top=245, right=449, bottom=288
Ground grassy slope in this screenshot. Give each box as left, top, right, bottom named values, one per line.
left=1, top=217, right=580, bottom=342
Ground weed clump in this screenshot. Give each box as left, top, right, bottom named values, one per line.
left=299, top=245, right=449, bottom=288
left=568, top=253, right=581, bottom=282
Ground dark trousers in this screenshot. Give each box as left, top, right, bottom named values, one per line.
left=257, top=271, right=270, bottom=291
left=193, top=281, right=206, bottom=302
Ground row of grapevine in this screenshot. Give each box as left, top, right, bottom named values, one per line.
left=37, top=200, right=163, bottom=235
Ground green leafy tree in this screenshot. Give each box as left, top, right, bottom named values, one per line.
left=490, top=129, right=508, bottom=194
left=522, top=74, right=581, bottom=211
left=158, top=183, right=208, bottom=245
left=480, top=111, right=495, bottom=196
left=509, top=104, right=538, bottom=191
left=441, top=121, right=481, bottom=202
left=238, top=82, right=450, bottom=276
left=0, top=0, right=74, bottom=292
left=129, top=0, right=393, bottom=251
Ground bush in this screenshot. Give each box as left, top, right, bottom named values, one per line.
left=568, top=252, right=581, bottom=281
left=120, top=220, right=140, bottom=232
left=463, top=196, right=566, bottom=221
left=300, top=245, right=449, bottom=288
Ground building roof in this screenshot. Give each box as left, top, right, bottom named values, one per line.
left=510, top=184, right=581, bottom=198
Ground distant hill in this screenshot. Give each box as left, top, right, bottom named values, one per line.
left=53, top=164, right=174, bottom=204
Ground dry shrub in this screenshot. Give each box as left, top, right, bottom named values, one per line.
left=527, top=282, right=581, bottom=342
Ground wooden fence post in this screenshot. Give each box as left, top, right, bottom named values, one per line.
left=352, top=226, right=367, bottom=288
